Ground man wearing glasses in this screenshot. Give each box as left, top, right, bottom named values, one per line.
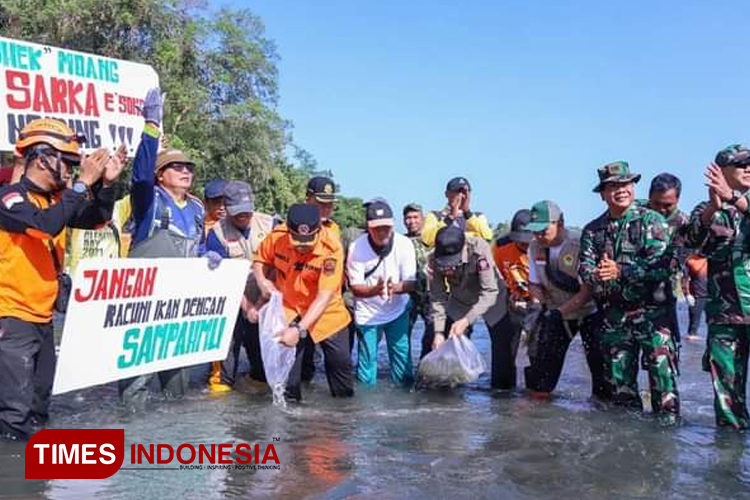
left=686, top=145, right=750, bottom=430
left=120, top=88, right=207, bottom=403
left=129, top=88, right=205, bottom=258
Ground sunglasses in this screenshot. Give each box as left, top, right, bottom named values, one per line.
left=729, top=161, right=750, bottom=171
left=166, top=163, right=195, bottom=174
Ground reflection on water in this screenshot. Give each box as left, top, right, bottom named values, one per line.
left=1, top=307, right=749, bottom=500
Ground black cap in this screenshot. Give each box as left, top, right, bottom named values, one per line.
left=509, top=209, right=533, bottom=244
left=365, top=200, right=394, bottom=228
left=434, top=225, right=466, bottom=270
left=306, top=176, right=336, bottom=202
left=287, top=203, right=321, bottom=243
left=446, top=177, right=471, bottom=192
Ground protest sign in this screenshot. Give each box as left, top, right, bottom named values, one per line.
left=0, top=36, right=159, bottom=155
left=53, top=258, right=249, bottom=394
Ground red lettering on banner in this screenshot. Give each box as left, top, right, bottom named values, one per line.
left=25, top=429, right=124, bottom=479
left=4, top=70, right=101, bottom=117
left=104, top=92, right=115, bottom=112
left=73, top=267, right=158, bottom=302
left=6, top=70, right=30, bottom=109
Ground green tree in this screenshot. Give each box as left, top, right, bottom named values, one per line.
left=0, top=0, right=362, bottom=225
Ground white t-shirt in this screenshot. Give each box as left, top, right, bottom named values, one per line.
left=528, top=244, right=563, bottom=285
left=347, top=232, right=417, bottom=326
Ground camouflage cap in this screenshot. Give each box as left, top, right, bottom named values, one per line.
left=715, top=144, right=750, bottom=169
left=592, top=160, right=641, bottom=193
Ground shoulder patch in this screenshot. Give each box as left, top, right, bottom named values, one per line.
left=1, top=191, right=24, bottom=210
left=477, top=256, right=490, bottom=272
left=562, top=253, right=575, bottom=267
left=323, top=257, right=337, bottom=276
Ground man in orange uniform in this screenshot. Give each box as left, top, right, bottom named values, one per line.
left=0, top=119, right=124, bottom=440
left=491, top=209, right=533, bottom=389
left=253, top=203, right=354, bottom=401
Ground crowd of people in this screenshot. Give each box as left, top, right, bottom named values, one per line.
left=0, top=85, right=747, bottom=443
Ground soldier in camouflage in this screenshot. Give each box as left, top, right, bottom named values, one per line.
left=686, top=144, right=750, bottom=430
left=646, top=173, right=691, bottom=366
left=403, top=203, right=434, bottom=358
left=579, top=161, right=680, bottom=424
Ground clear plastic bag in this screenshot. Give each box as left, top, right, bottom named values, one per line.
left=259, top=292, right=296, bottom=405
left=418, top=335, right=487, bottom=387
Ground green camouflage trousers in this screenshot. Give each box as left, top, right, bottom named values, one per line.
left=706, top=324, right=750, bottom=430
left=600, top=307, right=680, bottom=417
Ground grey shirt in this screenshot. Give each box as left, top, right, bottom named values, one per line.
left=430, top=237, right=508, bottom=335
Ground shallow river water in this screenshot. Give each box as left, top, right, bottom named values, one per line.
left=1, top=305, right=749, bottom=500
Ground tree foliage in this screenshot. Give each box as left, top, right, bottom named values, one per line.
left=0, top=0, right=364, bottom=224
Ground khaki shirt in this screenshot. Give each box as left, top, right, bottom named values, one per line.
left=430, top=237, right=507, bottom=335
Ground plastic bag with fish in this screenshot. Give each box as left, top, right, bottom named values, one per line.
left=259, top=292, right=296, bottom=405
left=417, top=335, right=486, bottom=386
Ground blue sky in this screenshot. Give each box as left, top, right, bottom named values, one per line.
left=215, top=1, right=750, bottom=226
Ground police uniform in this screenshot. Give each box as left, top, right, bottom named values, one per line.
left=255, top=204, right=353, bottom=400
left=0, top=119, right=115, bottom=440
left=430, top=228, right=511, bottom=389
left=421, top=177, right=493, bottom=247
left=522, top=201, right=609, bottom=398
left=579, top=162, right=679, bottom=421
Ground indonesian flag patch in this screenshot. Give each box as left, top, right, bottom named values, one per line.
left=2, top=191, right=24, bottom=210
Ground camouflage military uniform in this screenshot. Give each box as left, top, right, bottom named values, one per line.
left=687, top=200, right=750, bottom=429
left=579, top=203, right=679, bottom=419
left=407, top=233, right=434, bottom=358
left=664, top=208, right=691, bottom=342
left=637, top=200, right=691, bottom=366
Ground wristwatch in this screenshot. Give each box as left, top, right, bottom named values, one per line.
left=291, top=321, right=308, bottom=339
left=727, top=192, right=742, bottom=206
left=72, top=180, right=89, bottom=196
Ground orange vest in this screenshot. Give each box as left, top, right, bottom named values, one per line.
left=255, top=225, right=350, bottom=342
left=0, top=191, right=65, bottom=323
left=492, top=241, right=531, bottom=302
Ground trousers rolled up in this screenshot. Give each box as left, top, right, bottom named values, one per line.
left=286, top=327, right=354, bottom=401
left=0, top=317, right=55, bottom=440
left=524, top=313, right=610, bottom=399
left=706, top=324, right=750, bottom=430
left=357, top=307, right=414, bottom=386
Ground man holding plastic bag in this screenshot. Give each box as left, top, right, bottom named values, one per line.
left=253, top=204, right=354, bottom=401
left=425, top=225, right=509, bottom=389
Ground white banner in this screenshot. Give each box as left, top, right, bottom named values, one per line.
left=0, top=36, right=159, bottom=155
left=53, top=258, right=249, bottom=395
